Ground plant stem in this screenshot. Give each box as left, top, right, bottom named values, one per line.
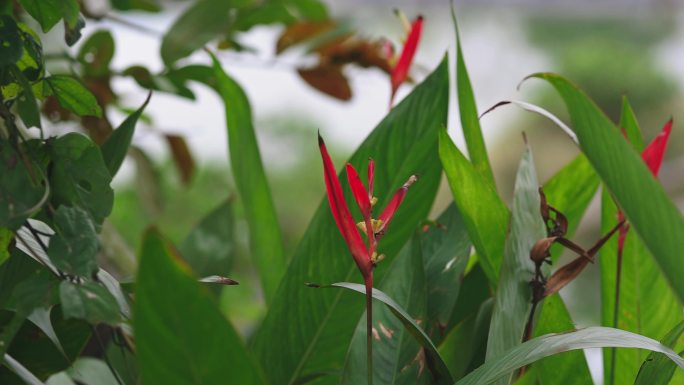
left=365, top=275, right=373, bottom=385
left=609, top=245, right=624, bottom=385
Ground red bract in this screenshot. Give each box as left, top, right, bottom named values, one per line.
left=390, top=16, right=423, bottom=106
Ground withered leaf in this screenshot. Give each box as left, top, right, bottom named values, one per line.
left=165, top=134, right=195, bottom=185
left=297, top=65, right=352, bottom=101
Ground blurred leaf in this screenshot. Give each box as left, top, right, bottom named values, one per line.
left=341, top=234, right=430, bottom=385
left=10, top=65, right=41, bottom=129
left=233, top=3, right=295, bottom=31
left=297, top=65, right=352, bottom=101
left=456, top=327, right=684, bottom=385
left=110, top=0, right=160, bottom=12
left=0, top=141, right=45, bottom=230
left=49, top=133, right=114, bottom=225
left=101, top=92, right=151, bottom=177
left=327, top=281, right=452, bottom=385
left=63, top=15, right=85, bottom=46
left=44, top=76, right=102, bottom=118
left=0, top=16, right=22, bottom=67
left=438, top=128, right=509, bottom=286
left=532, top=295, right=592, bottom=385
left=66, top=358, right=120, bottom=385
left=451, top=4, right=495, bottom=186
left=3, top=355, right=45, bottom=385
left=634, top=321, right=684, bottom=385
left=77, top=30, right=114, bottom=77
left=286, top=0, right=328, bottom=20
left=129, top=147, right=162, bottom=219
left=178, top=199, right=235, bottom=277
left=124, top=65, right=196, bottom=99
left=618, top=96, right=644, bottom=151
left=17, top=0, right=77, bottom=33
left=135, top=229, right=267, bottom=385
left=59, top=281, right=120, bottom=324
left=530, top=73, right=684, bottom=303
left=211, top=54, right=286, bottom=304
left=276, top=21, right=335, bottom=53
left=165, top=135, right=195, bottom=185
left=251, top=58, right=448, bottom=385
left=47, top=206, right=98, bottom=277
left=160, top=0, right=232, bottom=65
left=485, top=143, right=546, bottom=385
left=421, top=203, right=471, bottom=338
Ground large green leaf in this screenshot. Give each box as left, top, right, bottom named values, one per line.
left=438, top=128, right=509, bottom=286
left=340, top=234, right=430, bottom=385
left=44, top=75, right=102, bottom=118
left=47, top=206, right=98, bottom=277
left=135, top=229, right=266, bottom=385
left=455, top=327, right=684, bottom=385
left=634, top=321, right=684, bottom=385
left=211, top=54, right=285, bottom=305
left=251, top=58, right=448, bottom=385
left=451, top=3, right=495, bottom=187
left=100, top=92, right=151, bottom=177
left=17, top=0, right=78, bottom=33
left=485, top=144, right=546, bottom=385
left=59, top=281, right=120, bottom=324
left=0, top=141, right=46, bottom=230
left=529, top=73, right=684, bottom=303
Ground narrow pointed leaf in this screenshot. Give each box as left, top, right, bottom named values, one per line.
left=618, top=96, right=645, bottom=152
left=455, top=327, right=684, bottom=385
left=251, top=58, right=448, bottom=385
left=211, top=54, right=286, bottom=305
left=134, top=229, right=267, bottom=385
left=634, top=321, right=684, bottom=385
left=485, top=144, right=546, bottom=385
left=529, top=73, right=684, bottom=303
left=438, top=128, right=509, bottom=286
left=101, top=92, right=151, bottom=177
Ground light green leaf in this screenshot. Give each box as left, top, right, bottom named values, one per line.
left=47, top=206, right=98, bottom=277
left=341, top=234, right=429, bottom=385
left=101, top=92, right=151, bottom=177
left=325, top=282, right=452, bottom=385
left=455, top=327, right=684, bottom=385
left=251, top=58, right=448, bottom=385
left=59, top=281, right=120, bottom=324
left=66, top=358, right=120, bottom=385
left=17, top=0, right=61, bottom=32
left=485, top=143, right=546, bottom=385
left=634, top=321, right=684, bottom=385
left=438, top=128, right=509, bottom=286
left=134, top=229, right=267, bottom=385
left=451, top=2, right=495, bottom=187
left=529, top=73, right=684, bottom=303
left=44, top=75, right=102, bottom=118
left=618, top=96, right=644, bottom=152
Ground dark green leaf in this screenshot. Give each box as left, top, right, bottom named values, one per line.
left=49, top=133, right=113, bottom=225
left=451, top=3, right=495, bottom=186
left=455, top=327, right=684, bottom=385
left=438, top=128, right=509, bottom=286
left=160, top=0, right=232, bottom=65
left=9, top=270, right=58, bottom=316
left=211, top=54, right=285, bottom=304
left=2, top=355, right=44, bottom=385
left=44, top=75, right=101, bottom=117
left=178, top=199, right=235, bottom=277
left=0, top=228, right=11, bottom=266
left=485, top=143, right=546, bottom=385
left=59, top=281, right=120, bottom=324
left=0, top=16, right=22, bottom=67
left=10, top=65, right=41, bottom=129
left=100, top=92, right=151, bottom=177
left=47, top=206, right=98, bottom=277
left=77, top=30, right=115, bottom=77
left=341, top=234, right=430, bottom=385
left=110, top=0, right=161, bottom=12
left=251, top=58, right=448, bottom=385
left=1, top=23, right=44, bottom=101
left=0, top=141, right=46, bottom=230
left=529, top=73, right=684, bottom=303
left=326, top=281, right=452, bottom=385
left=634, top=321, right=684, bottom=385
left=135, top=229, right=267, bottom=385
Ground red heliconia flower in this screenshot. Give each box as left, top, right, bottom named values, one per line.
left=389, top=15, right=423, bottom=107
left=617, top=119, right=673, bottom=252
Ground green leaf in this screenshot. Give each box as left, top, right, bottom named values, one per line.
left=134, top=229, right=267, bottom=385
left=77, top=30, right=115, bottom=77
left=110, top=0, right=161, bottom=12
left=0, top=141, right=46, bottom=230
left=285, top=0, right=328, bottom=20
left=618, top=96, right=645, bottom=151
left=251, top=58, right=448, bottom=385
left=532, top=295, right=592, bottom=385
left=10, top=64, right=41, bottom=129
left=634, top=321, right=684, bottom=385
left=100, top=92, right=151, bottom=177
left=17, top=0, right=62, bottom=32
left=211, top=55, right=285, bottom=304
left=421, top=203, right=472, bottom=337
left=326, top=282, right=452, bottom=385
left=451, top=3, right=495, bottom=187
left=0, top=16, right=22, bottom=67
left=485, top=143, right=546, bottom=385
left=455, top=327, right=684, bottom=385
left=49, top=133, right=113, bottom=225
left=44, top=75, right=101, bottom=117
left=47, top=206, right=98, bottom=277
left=63, top=15, right=85, bottom=47
left=178, top=198, right=235, bottom=277
left=3, top=355, right=45, bottom=385
left=0, top=228, right=11, bottom=266
left=59, top=281, right=120, bottom=324
left=66, top=358, right=121, bottom=385
left=340, top=234, right=430, bottom=385
left=438, top=128, right=509, bottom=286
left=160, top=0, right=233, bottom=65
left=529, top=73, right=684, bottom=303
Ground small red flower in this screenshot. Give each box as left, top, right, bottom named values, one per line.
left=389, top=15, right=423, bottom=107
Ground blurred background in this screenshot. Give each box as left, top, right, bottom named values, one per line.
left=30, top=0, right=684, bottom=383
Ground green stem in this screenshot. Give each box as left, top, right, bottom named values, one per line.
left=365, top=274, right=373, bottom=385
left=609, top=244, right=624, bottom=385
